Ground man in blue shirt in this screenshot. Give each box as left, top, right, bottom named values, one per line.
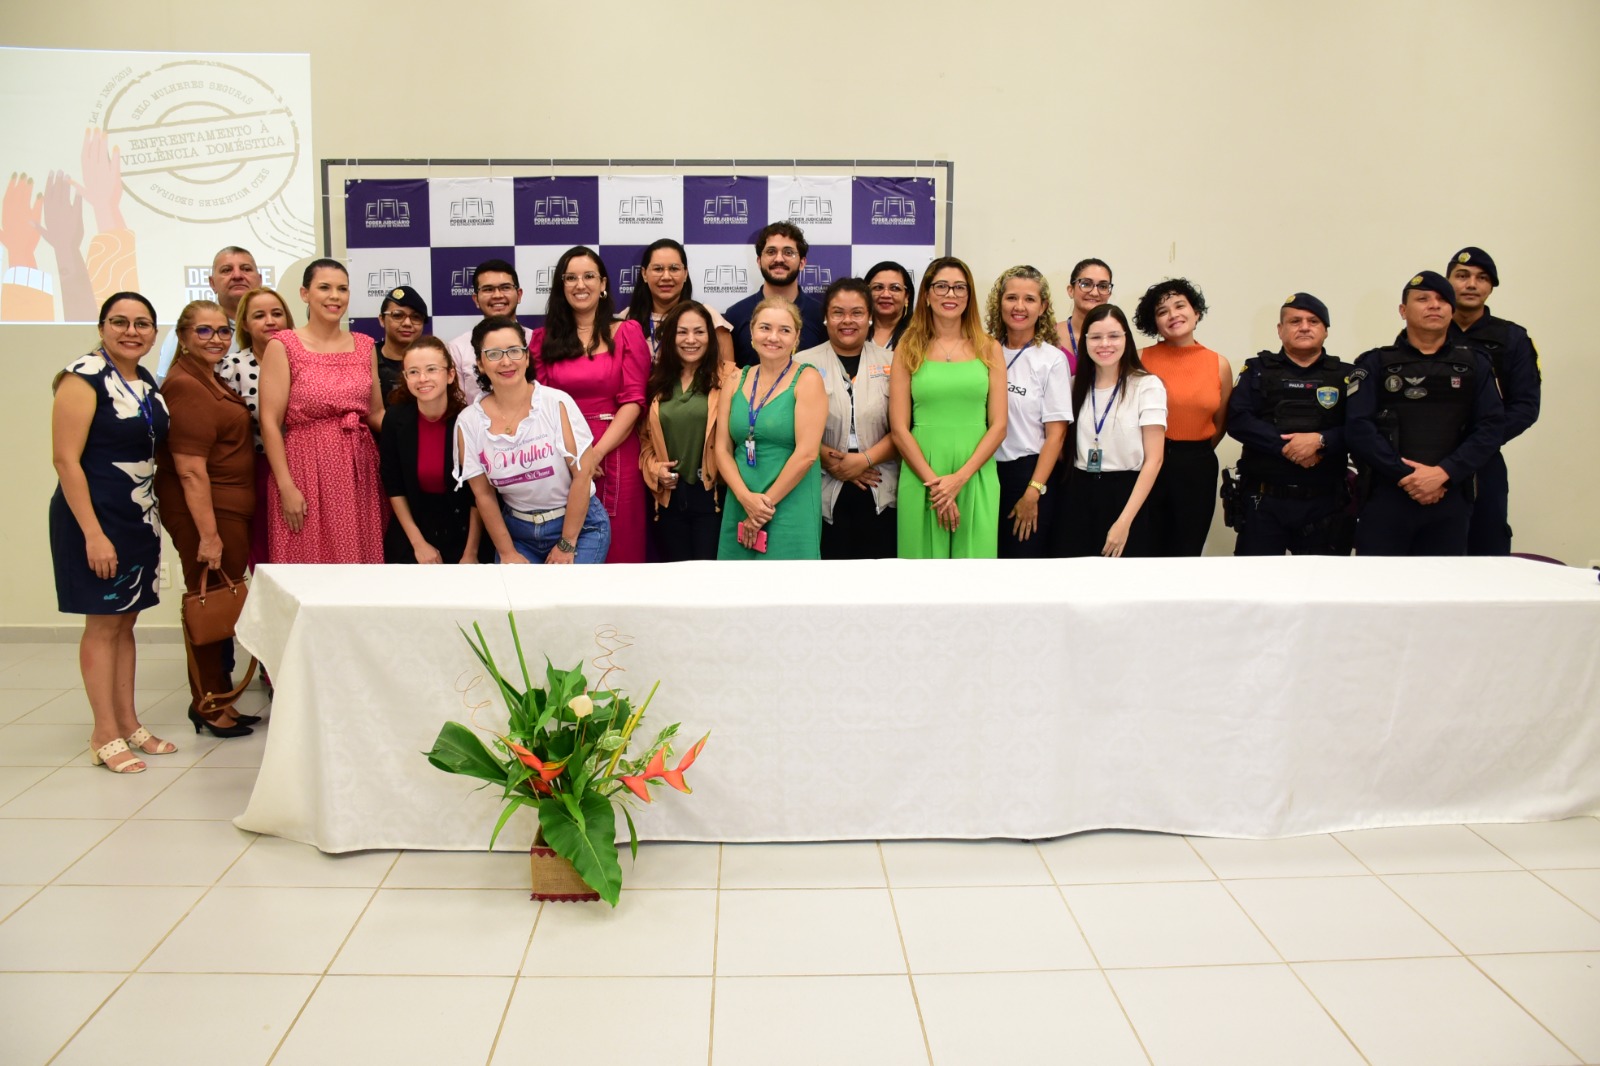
left=723, top=222, right=826, bottom=367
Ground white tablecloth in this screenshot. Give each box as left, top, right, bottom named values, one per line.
left=234, top=558, right=1600, bottom=852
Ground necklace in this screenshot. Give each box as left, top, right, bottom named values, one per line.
left=933, top=339, right=962, bottom=362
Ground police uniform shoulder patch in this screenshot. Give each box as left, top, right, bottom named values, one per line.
left=1315, top=385, right=1340, bottom=409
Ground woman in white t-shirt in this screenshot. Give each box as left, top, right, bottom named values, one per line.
left=455, top=315, right=611, bottom=563
left=984, top=265, right=1072, bottom=557
left=1053, top=304, right=1166, bottom=558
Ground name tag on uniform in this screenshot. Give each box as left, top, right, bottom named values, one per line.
left=869, top=364, right=890, bottom=378
left=1086, top=448, right=1103, bottom=473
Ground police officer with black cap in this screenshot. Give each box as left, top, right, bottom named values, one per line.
left=1225, top=292, right=1353, bottom=554
left=375, top=284, right=430, bottom=407
left=1347, top=271, right=1505, bottom=555
left=1445, top=246, right=1541, bottom=555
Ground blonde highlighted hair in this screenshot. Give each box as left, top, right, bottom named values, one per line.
left=234, top=287, right=296, bottom=352
left=896, top=257, right=997, bottom=375
left=749, top=296, right=804, bottom=353
left=984, top=265, right=1061, bottom=349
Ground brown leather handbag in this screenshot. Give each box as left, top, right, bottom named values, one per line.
left=181, top=569, right=259, bottom=718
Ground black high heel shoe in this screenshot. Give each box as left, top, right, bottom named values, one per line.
left=188, top=707, right=253, bottom=738
left=231, top=712, right=262, bottom=726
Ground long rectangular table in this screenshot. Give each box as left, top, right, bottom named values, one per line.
left=233, top=558, right=1600, bottom=852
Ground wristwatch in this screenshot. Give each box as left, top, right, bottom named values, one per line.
left=556, top=538, right=576, bottom=554
left=1027, top=480, right=1048, bottom=495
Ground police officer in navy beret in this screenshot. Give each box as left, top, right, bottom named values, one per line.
left=1445, top=247, right=1541, bottom=555
left=1346, top=271, right=1505, bottom=555
left=1225, top=293, right=1353, bottom=554
left=376, top=284, right=430, bottom=408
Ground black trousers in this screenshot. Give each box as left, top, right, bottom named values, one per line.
left=1467, top=452, right=1511, bottom=556
left=649, top=482, right=722, bottom=562
left=821, top=481, right=898, bottom=560
left=1056, top=469, right=1155, bottom=557
left=995, top=455, right=1057, bottom=559
left=1150, top=439, right=1219, bottom=557
left=1355, top=482, right=1473, bottom=556
left=1234, top=491, right=1351, bottom=556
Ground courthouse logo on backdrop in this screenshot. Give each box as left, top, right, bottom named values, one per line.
left=534, top=267, right=556, bottom=297
left=449, top=197, right=496, bottom=227
left=788, top=196, right=833, bottom=225
left=449, top=268, right=476, bottom=297
left=366, top=198, right=411, bottom=228
left=366, top=269, right=413, bottom=298
left=702, top=195, right=749, bottom=226
left=871, top=195, right=918, bottom=225
left=800, top=265, right=833, bottom=294
left=532, top=195, right=581, bottom=226
left=617, top=196, right=664, bottom=225
left=617, top=266, right=640, bottom=299
left=702, top=265, right=749, bottom=295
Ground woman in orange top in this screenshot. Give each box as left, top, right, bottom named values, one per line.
left=1134, top=278, right=1232, bottom=556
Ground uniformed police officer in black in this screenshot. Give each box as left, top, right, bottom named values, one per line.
left=1225, top=293, right=1352, bottom=554
left=1347, top=271, right=1505, bottom=556
left=1445, top=247, right=1541, bottom=555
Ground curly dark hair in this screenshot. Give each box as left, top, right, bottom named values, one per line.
left=1133, top=277, right=1207, bottom=338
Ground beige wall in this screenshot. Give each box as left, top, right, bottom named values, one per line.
left=5, top=0, right=1598, bottom=630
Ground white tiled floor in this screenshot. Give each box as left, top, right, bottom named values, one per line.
left=2, top=639, right=1598, bottom=1065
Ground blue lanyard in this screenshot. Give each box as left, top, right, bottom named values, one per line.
left=1005, top=343, right=1032, bottom=372
left=1065, top=320, right=1077, bottom=355
left=105, top=349, right=157, bottom=451
left=746, top=359, right=794, bottom=438
left=1090, top=380, right=1120, bottom=441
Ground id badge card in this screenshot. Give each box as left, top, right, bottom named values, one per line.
left=744, top=437, right=757, bottom=467
left=1086, top=447, right=1103, bottom=473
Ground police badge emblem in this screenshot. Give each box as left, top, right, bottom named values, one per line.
left=1457, top=251, right=1471, bottom=264
left=1451, top=376, right=1461, bottom=388
left=1385, top=374, right=1403, bottom=392
left=392, top=288, right=405, bottom=299
left=1404, top=386, right=1428, bottom=399
left=1315, top=386, right=1340, bottom=409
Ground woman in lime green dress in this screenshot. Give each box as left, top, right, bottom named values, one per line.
left=715, top=298, right=826, bottom=559
left=889, top=257, right=1008, bottom=558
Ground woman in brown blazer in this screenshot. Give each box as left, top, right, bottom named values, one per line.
left=639, top=302, right=728, bottom=561
left=155, top=300, right=256, bottom=738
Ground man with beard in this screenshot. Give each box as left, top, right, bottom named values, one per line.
left=375, top=284, right=429, bottom=407
left=446, top=258, right=522, bottom=404
left=1225, top=293, right=1353, bottom=555
left=154, top=245, right=260, bottom=382
left=1444, top=247, right=1541, bottom=555
left=723, top=221, right=826, bottom=367
left=1346, top=271, right=1504, bottom=556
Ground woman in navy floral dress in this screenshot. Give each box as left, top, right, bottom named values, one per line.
left=50, top=293, right=175, bottom=773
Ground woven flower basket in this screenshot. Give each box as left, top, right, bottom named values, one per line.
left=529, top=845, right=601, bottom=902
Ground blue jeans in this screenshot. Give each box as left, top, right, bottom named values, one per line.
left=501, top=496, right=611, bottom=563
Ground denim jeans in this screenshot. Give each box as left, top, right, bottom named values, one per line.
left=501, top=495, right=611, bottom=563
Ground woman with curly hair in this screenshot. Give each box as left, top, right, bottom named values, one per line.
left=984, top=265, right=1072, bottom=557
left=1133, top=277, right=1232, bottom=556
left=889, top=257, right=1007, bottom=558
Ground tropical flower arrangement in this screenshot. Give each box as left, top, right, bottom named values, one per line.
left=424, top=615, right=707, bottom=906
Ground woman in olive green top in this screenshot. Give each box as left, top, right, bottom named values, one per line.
left=640, top=302, right=728, bottom=560
left=713, top=299, right=826, bottom=560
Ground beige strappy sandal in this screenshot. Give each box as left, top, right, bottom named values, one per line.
left=89, top=737, right=147, bottom=774
left=126, top=726, right=177, bottom=756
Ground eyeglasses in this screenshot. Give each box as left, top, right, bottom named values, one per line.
left=105, top=316, right=156, bottom=333
left=481, top=345, right=528, bottom=363
left=1085, top=332, right=1126, bottom=345
left=761, top=247, right=800, bottom=260
left=403, top=364, right=450, bottom=379
left=190, top=325, right=235, bottom=341
left=383, top=310, right=424, bottom=324
left=828, top=308, right=869, bottom=321
left=645, top=264, right=685, bottom=277
left=561, top=271, right=601, bottom=285
left=929, top=281, right=969, bottom=297
left=869, top=282, right=906, bottom=295
left=1074, top=279, right=1114, bottom=294
left=476, top=282, right=518, bottom=296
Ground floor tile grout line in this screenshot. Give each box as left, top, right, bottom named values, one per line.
left=876, top=841, right=936, bottom=1066
left=485, top=897, right=543, bottom=1066
left=707, top=843, right=721, bottom=1066
left=1460, top=951, right=1588, bottom=1064
left=1529, top=868, right=1600, bottom=922
left=1041, top=843, right=1155, bottom=1066
left=41, top=971, right=134, bottom=1066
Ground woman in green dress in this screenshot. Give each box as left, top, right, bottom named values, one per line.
left=714, top=298, right=826, bottom=559
left=889, top=257, right=1008, bottom=558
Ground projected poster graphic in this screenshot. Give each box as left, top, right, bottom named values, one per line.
left=344, top=174, right=939, bottom=344
left=0, top=48, right=315, bottom=324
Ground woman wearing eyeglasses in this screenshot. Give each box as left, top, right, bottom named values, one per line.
left=459, top=316, right=610, bottom=564
left=865, top=261, right=916, bottom=350
left=530, top=246, right=650, bottom=563
left=1055, top=258, right=1115, bottom=376
left=375, top=286, right=429, bottom=407
left=379, top=336, right=481, bottom=564
left=50, top=292, right=174, bottom=773
left=624, top=239, right=734, bottom=366
left=258, top=258, right=387, bottom=564
left=154, top=300, right=256, bottom=738
left=889, top=258, right=1007, bottom=559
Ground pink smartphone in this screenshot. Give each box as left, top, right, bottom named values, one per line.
left=738, top=521, right=769, bottom=553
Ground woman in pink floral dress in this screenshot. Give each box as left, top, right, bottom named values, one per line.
left=258, top=259, right=386, bottom=563
left=530, top=246, right=650, bottom=563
